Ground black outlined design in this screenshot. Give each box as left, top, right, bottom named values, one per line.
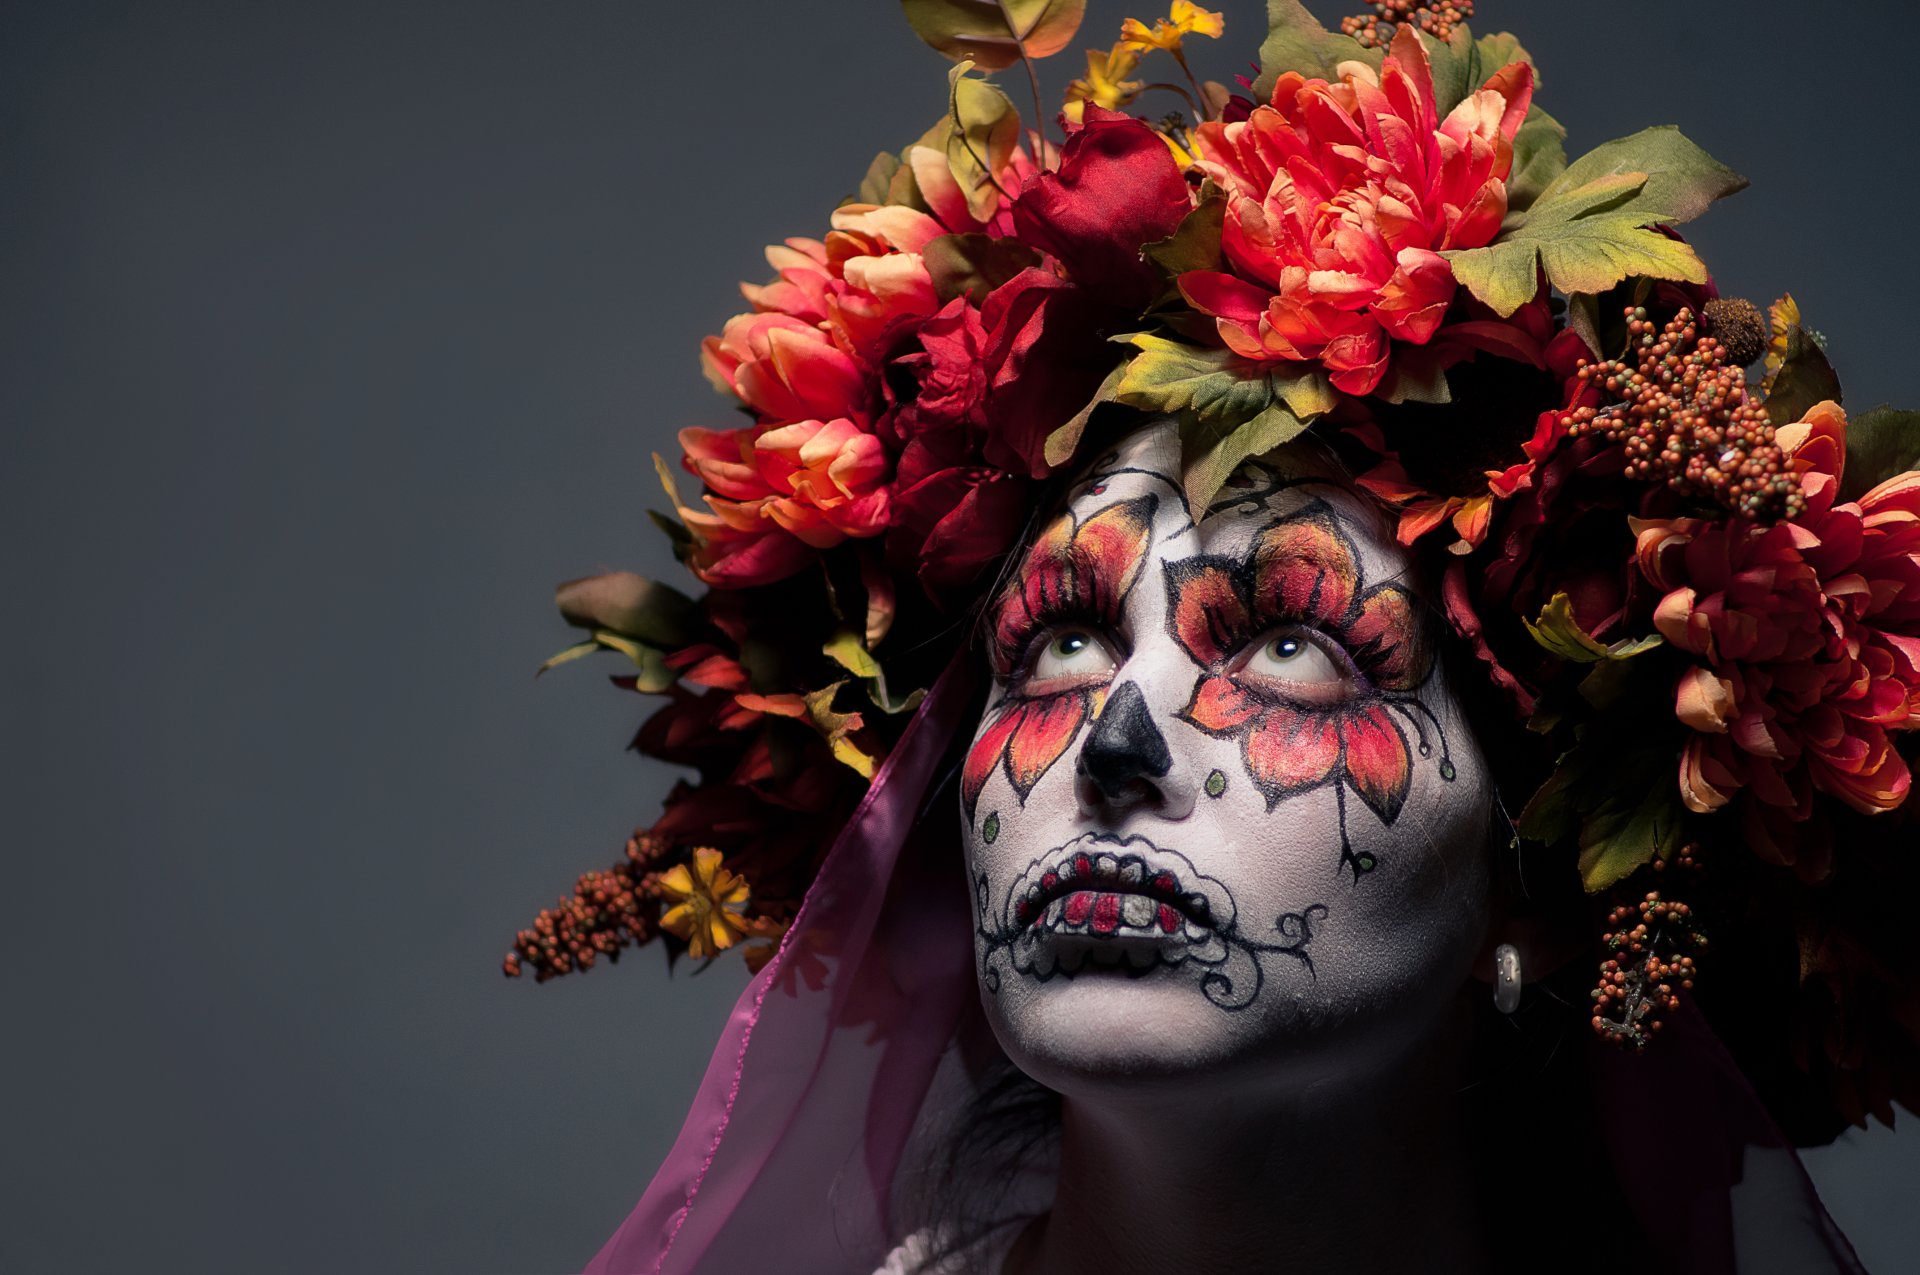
left=974, top=835, right=1329, bottom=1011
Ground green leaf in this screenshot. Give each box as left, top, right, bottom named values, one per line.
left=1579, top=782, right=1686, bottom=891
left=1115, top=334, right=1335, bottom=431
left=1180, top=400, right=1314, bottom=513
left=1043, top=359, right=1127, bottom=469
left=543, top=630, right=677, bottom=691
left=1524, top=593, right=1613, bottom=662
left=822, top=630, right=882, bottom=680
left=1516, top=718, right=1688, bottom=892
left=1373, top=346, right=1450, bottom=405
left=1474, top=30, right=1539, bottom=88
left=1542, top=126, right=1747, bottom=225
left=900, top=0, right=1085, bottom=70
left=1116, top=335, right=1273, bottom=426
left=854, top=151, right=902, bottom=206
left=945, top=63, right=1021, bottom=223
left=1763, top=325, right=1843, bottom=426
left=554, top=571, right=699, bottom=647
left=1446, top=126, right=1744, bottom=317
left=1142, top=195, right=1225, bottom=282
left=536, top=639, right=601, bottom=676
left=1506, top=107, right=1568, bottom=215
left=804, top=683, right=878, bottom=778
left=1524, top=592, right=1665, bottom=664
left=1515, top=763, right=1579, bottom=847
left=1840, top=406, right=1920, bottom=502
left=1253, top=0, right=1376, bottom=100
left=922, top=232, right=1043, bottom=305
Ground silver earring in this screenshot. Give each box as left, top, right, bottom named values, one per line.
left=1493, top=943, right=1522, bottom=1014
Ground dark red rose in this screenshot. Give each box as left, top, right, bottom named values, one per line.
left=1010, top=106, right=1192, bottom=311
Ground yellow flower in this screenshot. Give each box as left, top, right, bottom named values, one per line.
left=1763, top=293, right=1802, bottom=385
left=656, top=847, right=752, bottom=960
left=1118, top=2, right=1225, bottom=55
left=1065, top=44, right=1145, bottom=118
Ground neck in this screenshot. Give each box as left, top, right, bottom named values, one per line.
left=1008, top=1001, right=1488, bottom=1275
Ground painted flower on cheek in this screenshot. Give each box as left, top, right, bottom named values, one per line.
left=1166, top=503, right=1438, bottom=875
left=964, top=495, right=1158, bottom=817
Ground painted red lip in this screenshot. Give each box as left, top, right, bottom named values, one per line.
left=1014, top=850, right=1212, bottom=936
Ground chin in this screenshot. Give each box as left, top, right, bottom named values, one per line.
left=983, top=955, right=1342, bottom=1095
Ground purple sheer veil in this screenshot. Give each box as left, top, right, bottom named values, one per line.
left=583, top=659, right=1866, bottom=1274
left=584, top=664, right=983, bottom=1275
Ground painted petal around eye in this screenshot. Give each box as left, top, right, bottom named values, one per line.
left=1245, top=709, right=1341, bottom=796
left=1071, top=496, right=1157, bottom=616
left=1166, top=558, right=1252, bottom=666
left=1249, top=515, right=1358, bottom=628
left=1006, top=694, right=1092, bottom=796
left=964, top=704, right=1026, bottom=817
left=1341, top=704, right=1413, bottom=824
left=1185, top=674, right=1262, bottom=733
left=1347, top=585, right=1429, bottom=690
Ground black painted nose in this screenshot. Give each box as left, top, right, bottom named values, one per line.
left=1077, top=682, right=1172, bottom=805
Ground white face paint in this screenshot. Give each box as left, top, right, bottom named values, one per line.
left=961, top=418, right=1491, bottom=1095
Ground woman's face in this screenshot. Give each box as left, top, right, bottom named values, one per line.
left=961, top=419, right=1492, bottom=1096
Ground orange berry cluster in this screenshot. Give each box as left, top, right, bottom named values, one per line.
left=1591, top=847, right=1706, bottom=1049
left=503, top=830, right=673, bottom=982
left=1341, top=0, right=1473, bottom=47
left=1563, top=307, right=1805, bottom=522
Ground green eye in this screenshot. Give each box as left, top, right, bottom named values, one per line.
left=1027, top=628, right=1118, bottom=686
left=1239, top=629, right=1347, bottom=691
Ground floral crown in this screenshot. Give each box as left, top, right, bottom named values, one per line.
left=506, top=1, right=1920, bottom=1135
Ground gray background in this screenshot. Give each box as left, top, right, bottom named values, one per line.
left=4, top=1, right=1916, bottom=1271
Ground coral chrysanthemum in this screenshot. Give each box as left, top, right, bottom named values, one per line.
left=679, top=205, right=946, bottom=586
left=1178, top=25, right=1532, bottom=396
left=1634, top=403, right=1920, bottom=868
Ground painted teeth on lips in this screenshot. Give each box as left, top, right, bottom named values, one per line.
left=1015, top=852, right=1212, bottom=937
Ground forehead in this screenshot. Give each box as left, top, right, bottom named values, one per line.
left=1060, top=418, right=1399, bottom=564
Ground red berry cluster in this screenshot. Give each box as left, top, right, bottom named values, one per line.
left=1591, top=846, right=1706, bottom=1049
left=1341, top=0, right=1473, bottom=47
left=503, top=830, right=673, bottom=982
left=1563, top=307, right=1806, bottom=522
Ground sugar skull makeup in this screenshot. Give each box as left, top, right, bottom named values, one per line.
left=962, top=418, right=1493, bottom=1088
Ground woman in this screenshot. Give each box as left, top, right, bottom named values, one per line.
left=510, top=4, right=1917, bottom=1270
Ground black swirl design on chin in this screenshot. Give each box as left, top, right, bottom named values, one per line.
left=973, top=834, right=1328, bottom=1012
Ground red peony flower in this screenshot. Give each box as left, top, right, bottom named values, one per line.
left=1634, top=402, right=1920, bottom=869
left=1178, top=25, right=1532, bottom=396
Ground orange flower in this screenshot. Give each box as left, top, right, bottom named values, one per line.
left=1179, top=26, right=1533, bottom=396
left=657, top=847, right=753, bottom=959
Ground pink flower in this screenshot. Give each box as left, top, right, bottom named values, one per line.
left=1634, top=402, right=1920, bottom=870
left=699, top=205, right=944, bottom=424
left=680, top=206, right=943, bottom=586
left=1178, top=25, right=1533, bottom=395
